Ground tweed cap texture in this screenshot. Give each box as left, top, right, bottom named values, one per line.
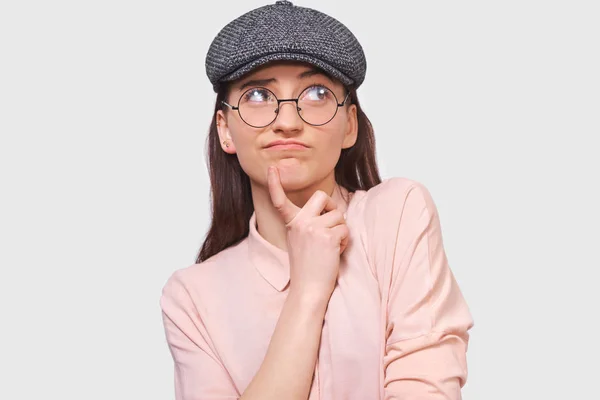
left=205, top=0, right=367, bottom=92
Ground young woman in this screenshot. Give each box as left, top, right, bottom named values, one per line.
left=160, top=1, right=474, bottom=399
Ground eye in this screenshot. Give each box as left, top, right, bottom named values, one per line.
left=243, top=88, right=274, bottom=103
left=301, top=85, right=332, bottom=102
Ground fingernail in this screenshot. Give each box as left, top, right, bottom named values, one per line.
left=343, top=212, right=347, bottom=219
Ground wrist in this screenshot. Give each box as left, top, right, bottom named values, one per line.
left=287, top=287, right=331, bottom=314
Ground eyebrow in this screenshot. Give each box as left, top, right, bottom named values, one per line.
left=237, top=68, right=331, bottom=91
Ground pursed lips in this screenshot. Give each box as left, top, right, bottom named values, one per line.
left=264, top=140, right=310, bottom=150
left=265, top=143, right=309, bottom=150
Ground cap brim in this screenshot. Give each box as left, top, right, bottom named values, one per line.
left=219, top=53, right=354, bottom=88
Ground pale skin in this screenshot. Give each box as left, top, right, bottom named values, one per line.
left=215, top=61, right=359, bottom=399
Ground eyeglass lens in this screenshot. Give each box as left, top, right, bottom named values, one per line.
left=237, top=85, right=340, bottom=127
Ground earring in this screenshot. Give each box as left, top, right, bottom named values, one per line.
left=222, top=140, right=230, bottom=148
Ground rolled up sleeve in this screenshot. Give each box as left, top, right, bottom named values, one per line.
left=371, top=179, right=474, bottom=399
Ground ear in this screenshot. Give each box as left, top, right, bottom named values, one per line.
left=216, top=110, right=237, bottom=154
left=342, top=103, right=358, bottom=149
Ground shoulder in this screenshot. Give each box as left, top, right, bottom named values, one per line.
left=347, top=177, right=437, bottom=285
left=349, top=176, right=441, bottom=257
left=355, top=176, right=437, bottom=219
left=160, top=240, right=247, bottom=303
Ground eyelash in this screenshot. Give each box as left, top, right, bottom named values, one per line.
left=302, top=82, right=330, bottom=94
left=247, top=82, right=329, bottom=96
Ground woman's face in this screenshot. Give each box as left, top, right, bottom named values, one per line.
left=216, top=61, right=358, bottom=191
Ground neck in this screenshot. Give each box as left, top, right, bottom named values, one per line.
left=250, top=172, right=339, bottom=252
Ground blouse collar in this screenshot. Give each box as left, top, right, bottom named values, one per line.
left=247, top=183, right=352, bottom=291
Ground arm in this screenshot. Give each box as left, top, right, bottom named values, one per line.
left=379, top=181, right=474, bottom=399
left=161, top=270, right=328, bottom=400
left=243, top=164, right=346, bottom=399
left=160, top=271, right=240, bottom=400
left=163, top=166, right=345, bottom=399
left=240, top=289, right=328, bottom=400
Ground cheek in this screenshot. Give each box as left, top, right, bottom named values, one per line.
left=228, top=125, right=265, bottom=177
left=309, top=125, right=346, bottom=166
left=318, top=121, right=348, bottom=148
left=227, top=118, right=257, bottom=150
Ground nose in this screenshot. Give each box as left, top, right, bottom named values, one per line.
left=271, top=100, right=303, bottom=132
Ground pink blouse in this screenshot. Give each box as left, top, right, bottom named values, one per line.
left=160, top=177, right=474, bottom=399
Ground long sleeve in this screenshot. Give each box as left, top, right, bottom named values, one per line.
left=160, top=270, right=240, bottom=400
left=366, top=178, right=474, bottom=399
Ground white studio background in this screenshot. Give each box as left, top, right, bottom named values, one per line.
left=1, top=1, right=598, bottom=399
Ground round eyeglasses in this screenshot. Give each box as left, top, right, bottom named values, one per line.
left=221, top=84, right=351, bottom=128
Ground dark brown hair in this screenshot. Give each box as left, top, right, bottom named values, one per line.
left=196, top=79, right=382, bottom=263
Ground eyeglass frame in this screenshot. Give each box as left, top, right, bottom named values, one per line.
left=221, top=84, right=352, bottom=128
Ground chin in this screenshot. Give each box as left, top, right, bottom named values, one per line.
left=275, top=161, right=315, bottom=191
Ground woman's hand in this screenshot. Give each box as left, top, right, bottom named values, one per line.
left=267, top=166, right=349, bottom=302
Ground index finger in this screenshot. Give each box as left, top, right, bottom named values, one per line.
left=267, top=166, right=300, bottom=224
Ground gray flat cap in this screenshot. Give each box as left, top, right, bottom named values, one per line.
left=205, top=0, right=367, bottom=92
